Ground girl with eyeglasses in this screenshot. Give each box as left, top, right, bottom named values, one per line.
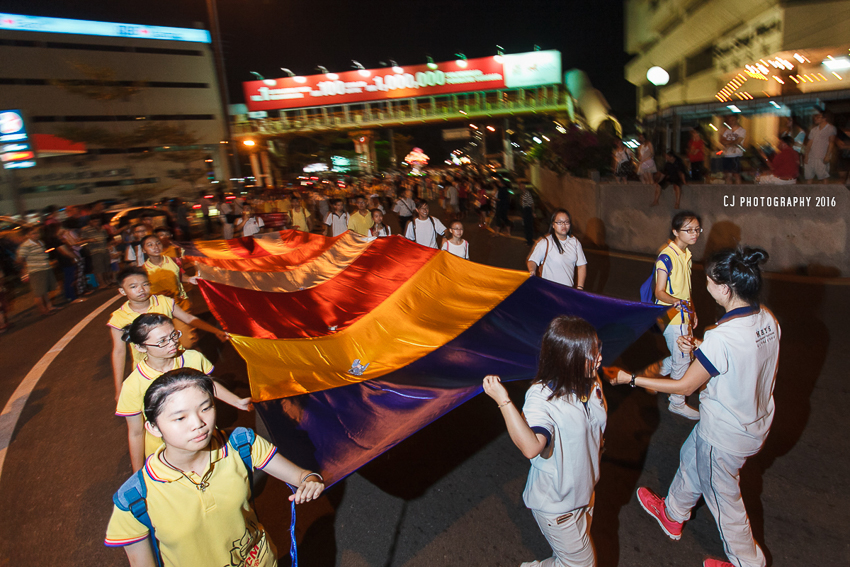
left=483, top=316, right=606, bottom=567
left=106, top=369, right=324, bottom=567
left=526, top=209, right=587, bottom=289
left=117, top=314, right=252, bottom=472
left=644, top=211, right=703, bottom=420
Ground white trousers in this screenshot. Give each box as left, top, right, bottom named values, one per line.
left=663, top=323, right=691, bottom=406
left=666, top=426, right=766, bottom=567
left=529, top=504, right=595, bottom=567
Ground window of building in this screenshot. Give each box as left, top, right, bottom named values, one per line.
left=686, top=47, right=713, bottom=77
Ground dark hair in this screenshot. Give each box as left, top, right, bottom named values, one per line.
left=533, top=316, right=600, bottom=402
left=140, top=234, right=159, bottom=248
left=671, top=210, right=701, bottom=232
left=143, top=368, right=215, bottom=425
left=122, top=313, right=173, bottom=344
left=415, top=199, right=429, bottom=210
left=154, top=227, right=171, bottom=235
left=705, top=246, right=769, bottom=305
left=370, top=208, right=383, bottom=215
left=131, top=222, right=147, bottom=232
left=117, top=266, right=148, bottom=286
left=780, top=135, right=794, bottom=146
left=547, top=208, right=572, bottom=254
left=354, top=194, right=366, bottom=201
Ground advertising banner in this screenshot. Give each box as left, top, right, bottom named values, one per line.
left=244, top=51, right=561, bottom=112
left=0, top=110, right=35, bottom=170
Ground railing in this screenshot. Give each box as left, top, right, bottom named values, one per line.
left=232, top=86, right=569, bottom=136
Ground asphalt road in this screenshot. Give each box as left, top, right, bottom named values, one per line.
left=0, top=215, right=846, bottom=566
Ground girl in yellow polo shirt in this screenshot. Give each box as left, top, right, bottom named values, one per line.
left=116, top=314, right=252, bottom=472
left=106, top=369, right=324, bottom=567
left=651, top=211, right=703, bottom=420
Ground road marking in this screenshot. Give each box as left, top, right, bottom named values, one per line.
left=0, top=294, right=122, bottom=481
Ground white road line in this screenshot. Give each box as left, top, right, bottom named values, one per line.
left=0, top=294, right=122, bottom=481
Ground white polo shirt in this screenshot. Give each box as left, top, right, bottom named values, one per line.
left=522, top=380, right=607, bottom=514
left=528, top=235, right=587, bottom=287
left=694, top=306, right=781, bottom=457
left=324, top=211, right=350, bottom=237
left=404, top=217, right=446, bottom=249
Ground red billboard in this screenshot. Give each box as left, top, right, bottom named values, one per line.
left=243, top=50, right=562, bottom=112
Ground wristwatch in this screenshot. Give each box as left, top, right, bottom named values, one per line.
left=629, top=373, right=636, bottom=388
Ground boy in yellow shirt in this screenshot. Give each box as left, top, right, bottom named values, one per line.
left=108, top=267, right=228, bottom=401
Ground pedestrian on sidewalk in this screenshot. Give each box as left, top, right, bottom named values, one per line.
left=483, top=315, right=606, bottom=567
left=16, top=225, right=56, bottom=315
left=607, top=246, right=779, bottom=567
left=519, top=181, right=536, bottom=246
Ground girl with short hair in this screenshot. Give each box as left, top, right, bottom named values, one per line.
left=483, top=315, right=606, bottom=567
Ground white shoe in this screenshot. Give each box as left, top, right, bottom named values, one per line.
left=669, top=402, right=700, bottom=420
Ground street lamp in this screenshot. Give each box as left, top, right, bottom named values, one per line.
left=455, top=53, right=468, bottom=68
left=426, top=56, right=437, bottom=70
left=646, top=66, right=669, bottom=150
left=317, top=66, right=339, bottom=80
left=281, top=68, right=306, bottom=83
left=494, top=45, right=505, bottom=63
left=352, top=60, right=370, bottom=77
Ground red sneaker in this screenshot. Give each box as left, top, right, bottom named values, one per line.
left=636, top=487, right=683, bottom=540
left=703, top=559, right=734, bottom=567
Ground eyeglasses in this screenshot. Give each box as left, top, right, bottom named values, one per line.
left=141, top=330, right=182, bottom=348
left=553, top=221, right=571, bottom=226
left=678, top=227, right=703, bottom=235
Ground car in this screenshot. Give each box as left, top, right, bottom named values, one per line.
left=105, top=206, right=172, bottom=232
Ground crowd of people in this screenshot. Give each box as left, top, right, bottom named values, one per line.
left=616, top=109, right=850, bottom=205
left=5, top=159, right=783, bottom=567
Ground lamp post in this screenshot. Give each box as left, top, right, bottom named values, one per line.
left=646, top=66, right=669, bottom=151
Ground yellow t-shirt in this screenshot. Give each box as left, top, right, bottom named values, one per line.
left=289, top=208, right=311, bottom=232
left=347, top=211, right=374, bottom=236
left=655, top=242, right=693, bottom=326
left=105, top=429, right=278, bottom=567
left=115, top=350, right=214, bottom=456
left=275, top=199, right=292, bottom=213
left=145, top=257, right=186, bottom=302
left=107, top=296, right=176, bottom=365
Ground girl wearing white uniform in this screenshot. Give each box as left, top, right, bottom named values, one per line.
left=441, top=221, right=469, bottom=259
left=484, top=316, right=606, bottom=567
left=609, top=246, right=779, bottom=567
left=527, top=209, right=587, bottom=289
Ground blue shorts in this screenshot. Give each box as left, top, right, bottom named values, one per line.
left=722, top=157, right=741, bottom=173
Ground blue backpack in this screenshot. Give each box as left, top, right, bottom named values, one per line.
left=639, top=253, right=674, bottom=304
left=113, top=427, right=299, bottom=567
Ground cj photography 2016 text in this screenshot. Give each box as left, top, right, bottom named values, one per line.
left=723, top=195, right=837, bottom=208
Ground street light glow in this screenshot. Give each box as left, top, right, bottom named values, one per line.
left=243, top=140, right=256, bottom=146
left=646, top=66, right=669, bottom=86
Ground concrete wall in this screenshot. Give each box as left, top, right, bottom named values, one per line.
left=530, top=165, right=850, bottom=277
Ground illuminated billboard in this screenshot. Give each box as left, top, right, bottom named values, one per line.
left=0, top=110, right=35, bottom=170
left=0, top=12, right=211, bottom=43
left=243, top=50, right=562, bottom=112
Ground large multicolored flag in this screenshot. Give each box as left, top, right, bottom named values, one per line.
left=186, top=231, right=664, bottom=485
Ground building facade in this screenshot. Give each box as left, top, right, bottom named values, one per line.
left=0, top=13, right=230, bottom=214
left=625, top=0, right=850, bottom=154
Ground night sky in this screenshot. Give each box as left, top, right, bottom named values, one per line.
left=0, top=0, right=634, bottom=117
